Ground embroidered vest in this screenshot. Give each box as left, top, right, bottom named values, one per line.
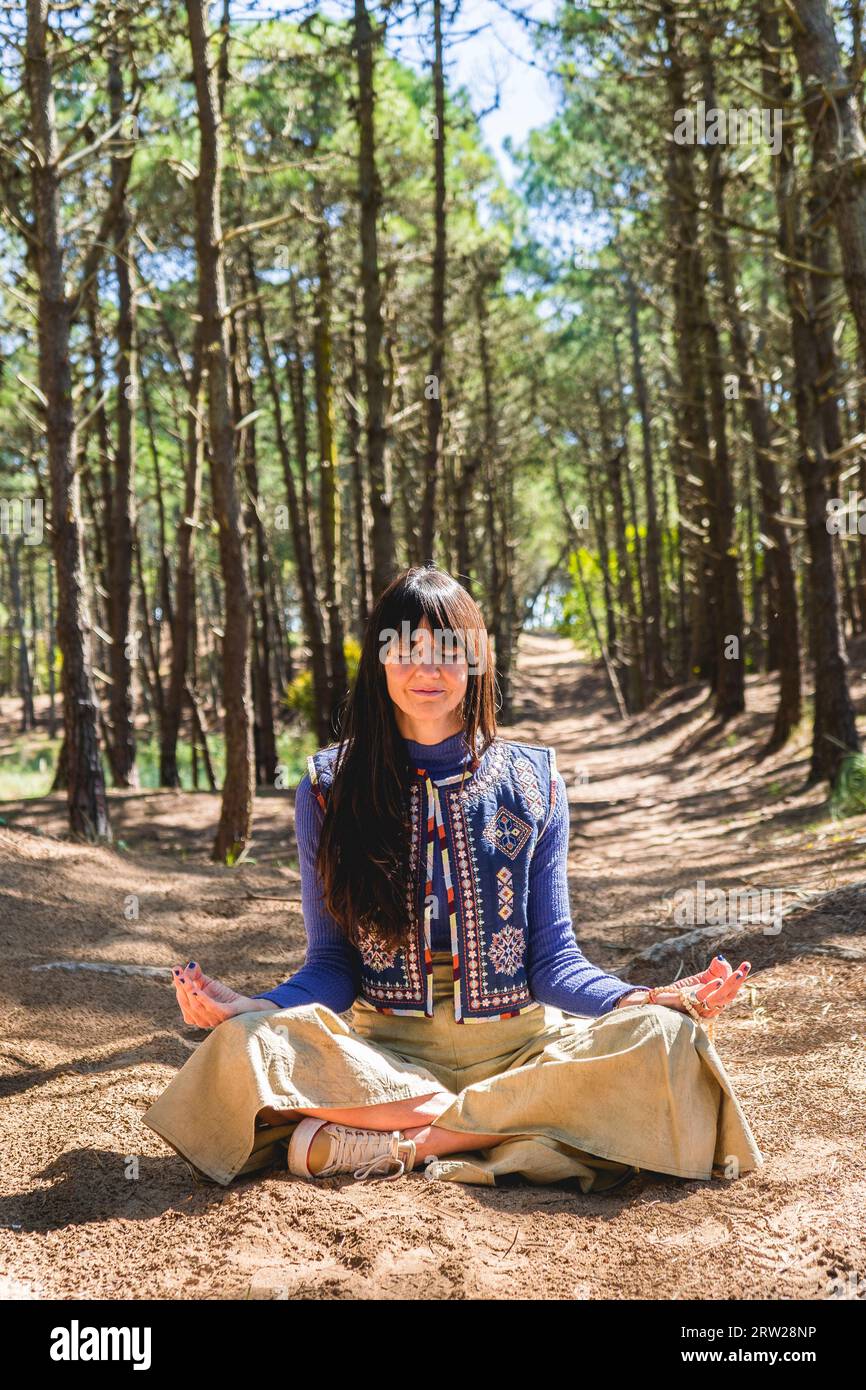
left=306, top=736, right=558, bottom=1022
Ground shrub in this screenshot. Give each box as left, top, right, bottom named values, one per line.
left=830, top=751, right=866, bottom=820
left=284, top=637, right=362, bottom=731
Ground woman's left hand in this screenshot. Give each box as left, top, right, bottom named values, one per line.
left=665, top=955, right=734, bottom=994
left=650, top=961, right=752, bottom=1021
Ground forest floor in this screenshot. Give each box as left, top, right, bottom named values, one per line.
left=1, top=634, right=865, bottom=1301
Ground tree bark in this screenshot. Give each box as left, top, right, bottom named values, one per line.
left=160, top=346, right=204, bottom=786
left=700, top=39, right=801, bottom=748
left=353, top=0, right=396, bottom=598
left=789, top=0, right=866, bottom=367
left=662, top=2, right=718, bottom=695
left=185, top=0, right=255, bottom=861
left=245, top=247, right=331, bottom=745
left=314, top=218, right=349, bottom=730
left=3, top=536, right=35, bottom=730
left=694, top=65, right=746, bottom=720
left=346, top=315, right=370, bottom=632
left=763, top=0, right=860, bottom=786
left=420, top=0, right=447, bottom=563
left=230, top=306, right=279, bottom=785
left=596, top=386, right=643, bottom=711
left=25, top=0, right=111, bottom=840
left=624, top=272, right=666, bottom=695
left=106, top=44, right=138, bottom=788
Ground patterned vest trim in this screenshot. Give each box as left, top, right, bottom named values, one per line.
left=305, top=736, right=558, bottom=1022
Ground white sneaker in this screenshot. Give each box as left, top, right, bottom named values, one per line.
left=287, top=1118, right=417, bottom=1181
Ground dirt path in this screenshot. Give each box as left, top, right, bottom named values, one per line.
left=1, top=635, right=865, bottom=1300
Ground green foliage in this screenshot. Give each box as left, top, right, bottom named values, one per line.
left=0, top=728, right=316, bottom=799
left=133, top=734, right=226, bottom=791
left=557, top=548, right=603, bottom=656
left=284, top=637, right=362, bottom=731
left=225, top=845, right=256, bottom=867
left=830, top=752, right=866, bottom=820
left=0, top=734, right=62, bottom=800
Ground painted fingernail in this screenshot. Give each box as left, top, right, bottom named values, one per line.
left=717, top=955, right=727, bottom=962
left=188, top=961, right=196, bottom=969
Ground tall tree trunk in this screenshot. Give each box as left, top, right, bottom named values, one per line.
left=553, top=459, right=627, bottom=719
left=694, top=43, right=745, bottom=719
left=597, top=387, right=643, bottom=711
left=106, top=44, right=138, bottom=788
left=284, top=289, right=314, bottom=537
left=47, top=553, right=57, bottom=738
left=763, top=0, right=860, bottom=786
left=700, top=42, right=801, bottom=747
left=140, top=368, right=174, bottom=636
left=353, top=0, right=395, bottom=597
left=346, top=315, right=370, bottom=632
left=134, top=528, right=164, bottom=727
left=586, top=456, right=617, bottom=656
left=477, top=277, right=503, bottom=671
left=497, top=455, right=518, bottom=724
left=245, top=248, right=331, bottom=745
left=231, top=307, right=278, bottom=785
left=420, top=0, right=447, bottom=563
left=455, top=275, right=493, bottom=591
left=84, top=288, right=112, bottom=644
left=3, top=536, right=35, bottom=730
left=25, top=0, right=110, bottom=840
left=314, top=219, right=349, bottom=730
left=662, top=2, right=718, bottom=696
left=27, top=539, right=38, bottom=704
left=856, top=375, right=866, bottom=628
left=612, top=328, right=648, bottom=657
left=624, top=272, right=666, bottom=695
left=160, top=348, right=204, bottom=786
left=185, top=0, right=254, bottom=862
left=789, top=0, right=866, bottom=367
left=657, top=355, right=690, bottom=680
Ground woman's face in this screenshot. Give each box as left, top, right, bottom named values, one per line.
left=381, top=615, right=469, bottom=735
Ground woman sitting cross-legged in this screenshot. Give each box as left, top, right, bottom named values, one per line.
left=142, top=564, right=762, bottom=1192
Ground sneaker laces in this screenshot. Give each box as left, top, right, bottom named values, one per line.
left=320, top=1127, right=415, bottom=1182
left=353, top=1149, right=411, bottom=1182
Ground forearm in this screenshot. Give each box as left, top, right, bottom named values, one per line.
left=529, top=947, right=650, bottom=1017
left=527, top=771, right=652, bottom=1017
left=612, top=988, right=652, bottom=1009
left=252, top=949, right=359, bottom=1014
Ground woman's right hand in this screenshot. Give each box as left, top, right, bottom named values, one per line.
left=172, top=960, right=276, bottom=1030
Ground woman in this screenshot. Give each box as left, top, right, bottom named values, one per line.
left=142, top=566, right=763, bottom=1192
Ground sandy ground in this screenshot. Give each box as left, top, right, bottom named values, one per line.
left=1, top=635, right=865, bottom=1301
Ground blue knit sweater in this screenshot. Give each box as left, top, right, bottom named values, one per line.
left=253, top=731, right=644, bottom=1016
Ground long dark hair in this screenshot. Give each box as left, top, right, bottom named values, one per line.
left=315, top=565, right=498, bottom=952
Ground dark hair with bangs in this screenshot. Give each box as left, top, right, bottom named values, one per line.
left=314, top=565, right=498, bottom=952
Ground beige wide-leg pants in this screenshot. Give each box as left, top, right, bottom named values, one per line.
left=141, top=952, right=764, bottom=1190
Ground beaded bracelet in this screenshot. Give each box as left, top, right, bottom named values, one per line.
left=646, top=985, right=717, bottom=1043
